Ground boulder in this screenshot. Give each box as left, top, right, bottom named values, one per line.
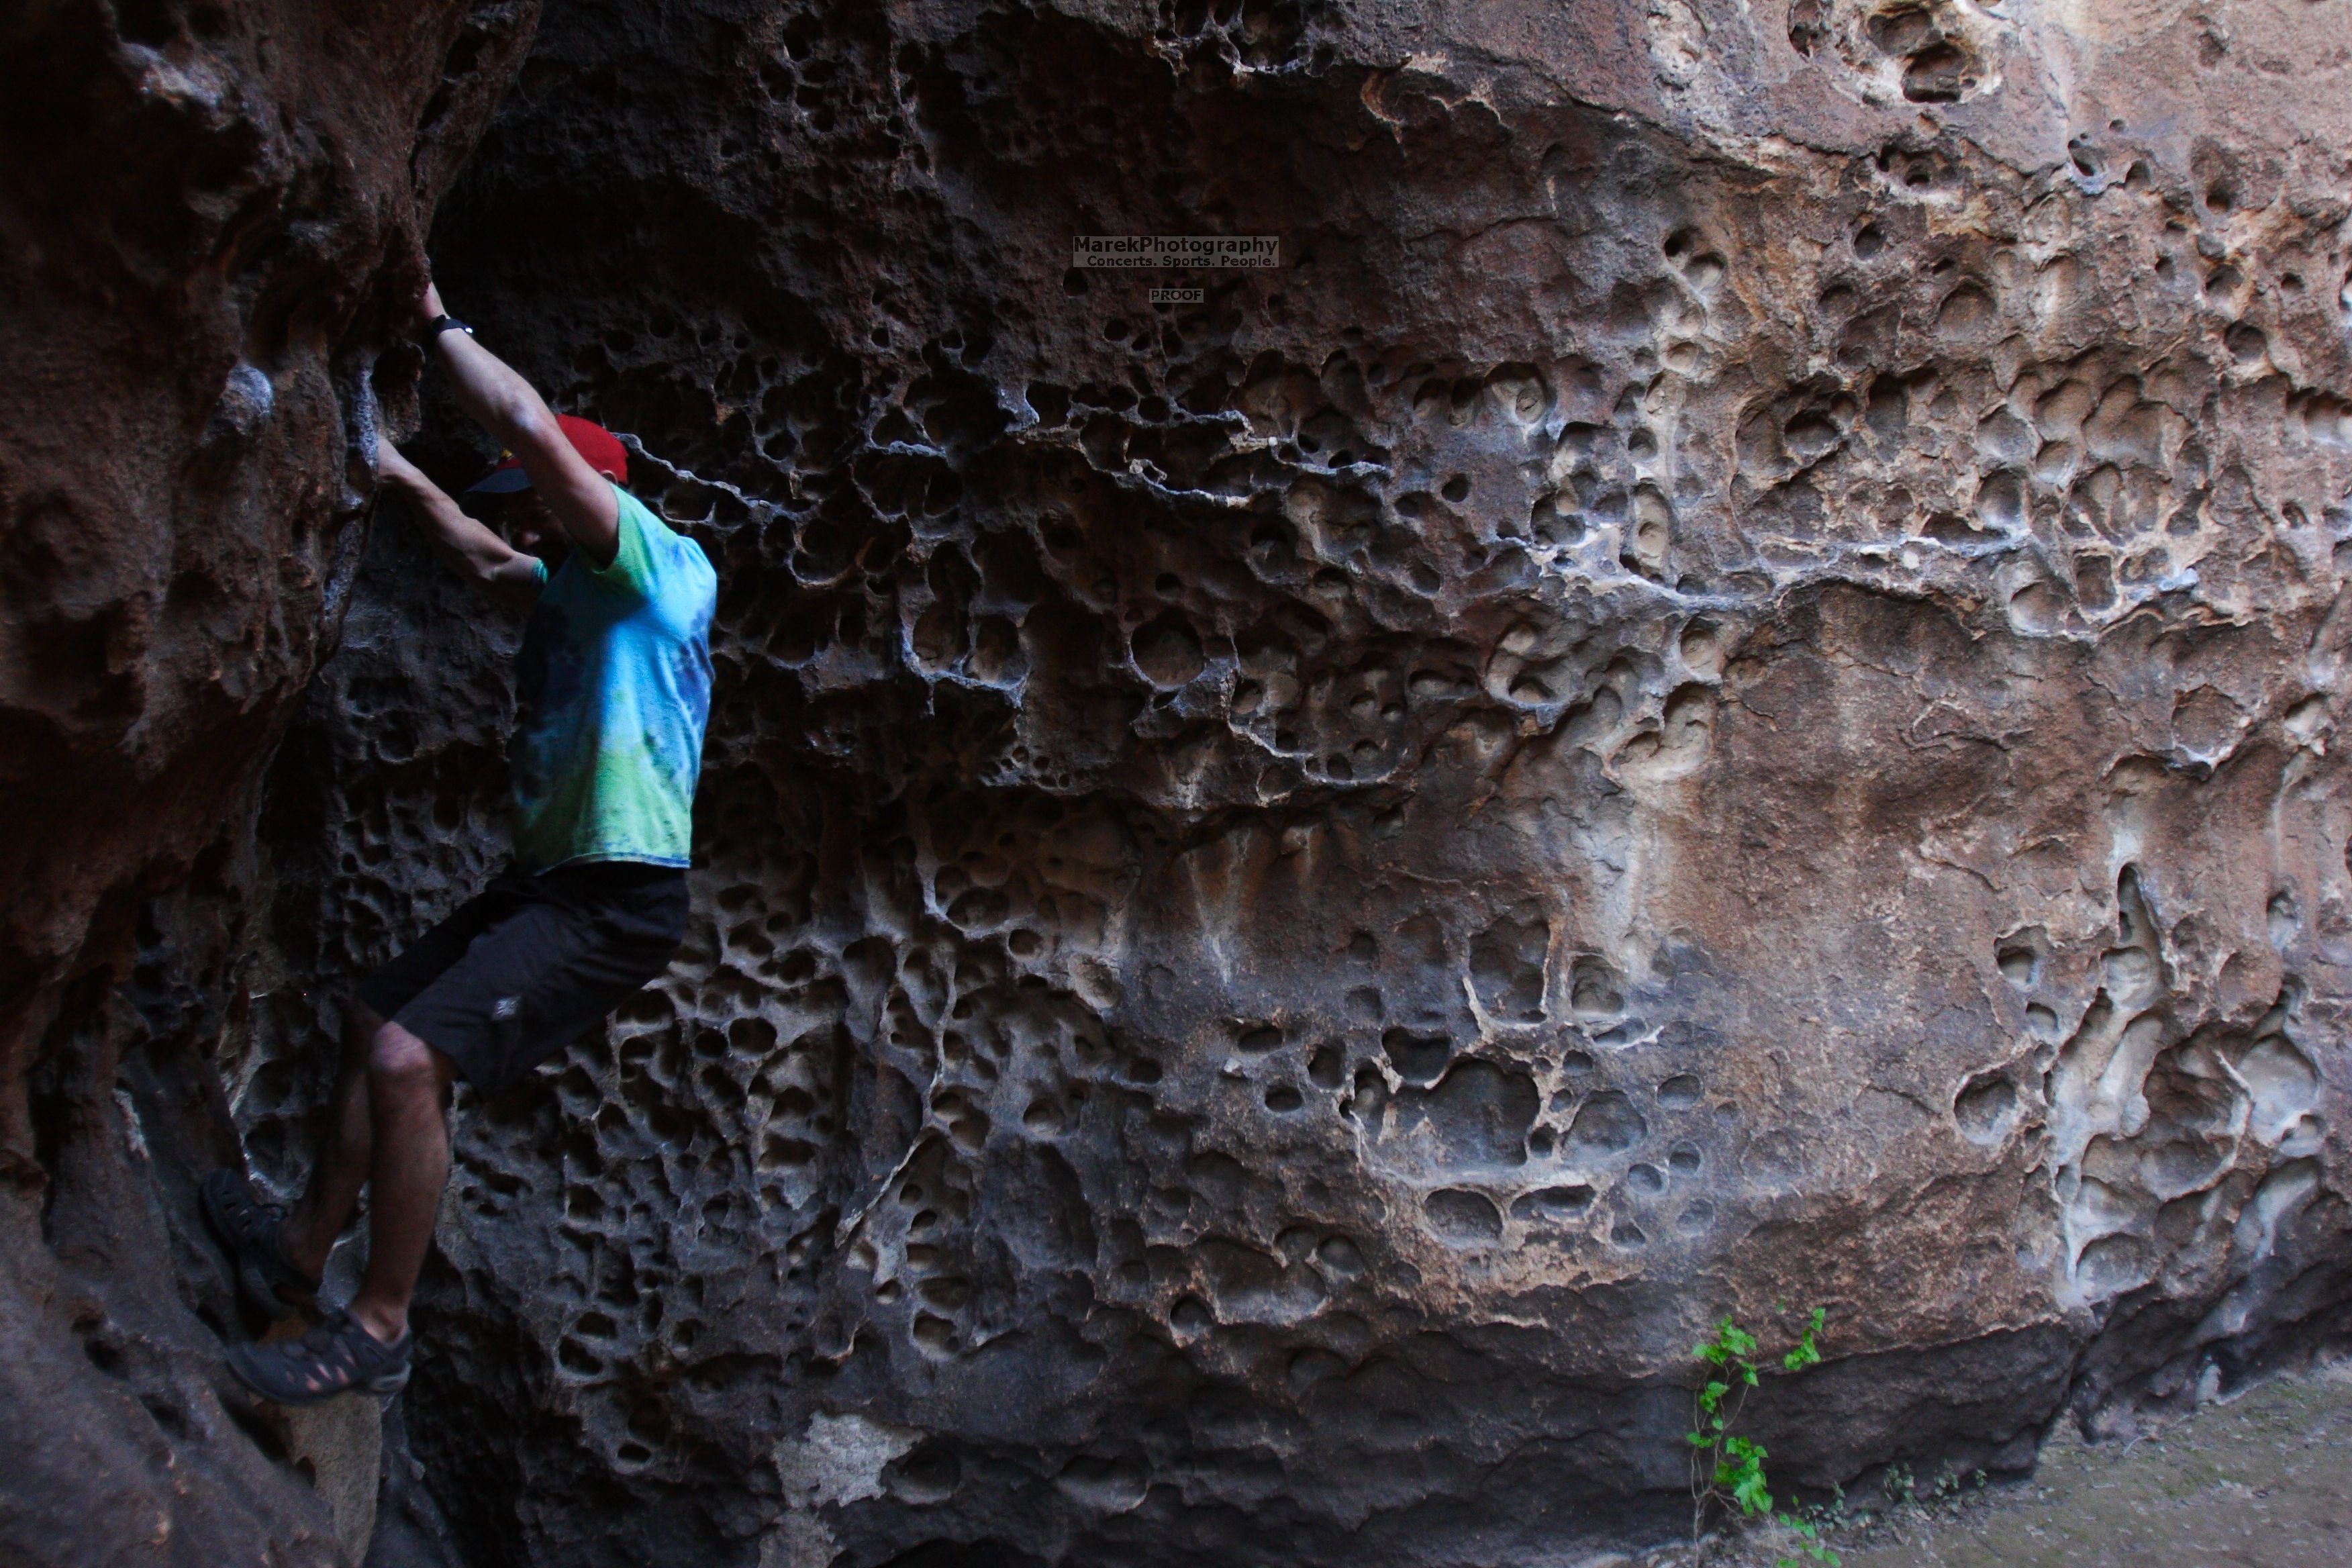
left=11, top=1, right=2352, bottom=1565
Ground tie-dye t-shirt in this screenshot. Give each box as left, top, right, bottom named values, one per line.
left=510, top=485, right=716, bottom=869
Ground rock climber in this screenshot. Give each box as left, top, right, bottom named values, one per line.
left=199, top=281, right=717, bottom=1403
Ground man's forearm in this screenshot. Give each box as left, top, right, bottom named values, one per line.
left=431, top=331, right=555, bottom=451
left=379, top=464, right=524, bottom=585
left=413, top=281, right=620, bottom=568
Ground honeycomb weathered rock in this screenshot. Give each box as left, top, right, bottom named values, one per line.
left=222, top=3, right=2352, bottom=1563
left=15, top=0, right=2352, bottom=1565
left=224, top=0, right=2352, bottom=1563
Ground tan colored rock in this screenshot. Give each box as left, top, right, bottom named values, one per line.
left=254, top=1314, right=384, bottom=1561
left=8, top=0, right=2350, bottom=1565
left=236, top=0, right=2352, bottom=1559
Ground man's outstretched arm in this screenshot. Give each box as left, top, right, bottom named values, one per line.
left=418, top=281, right=622, bottom=569
left=375, top=442, right=543, bottom=611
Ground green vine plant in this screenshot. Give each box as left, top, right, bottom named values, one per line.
left=1686, top=1306, right=1836, bottom=1567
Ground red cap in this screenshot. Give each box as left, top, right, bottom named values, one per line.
left=467, top=414, right=628, bottom=493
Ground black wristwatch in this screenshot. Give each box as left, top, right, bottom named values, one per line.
left=424, top=314, right=475, bottom=344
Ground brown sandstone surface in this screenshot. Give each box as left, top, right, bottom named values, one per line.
left=9, top=1, right=2352, bottom=1565
left=0, top=1, right=538, bottom=1563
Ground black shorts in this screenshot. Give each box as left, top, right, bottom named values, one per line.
left=351, top=861, right=689, bottom=1096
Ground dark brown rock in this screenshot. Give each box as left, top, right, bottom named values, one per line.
left=0, top=3, right=536, bottom=1564
left=12, top=1, right=2352, bottom=1566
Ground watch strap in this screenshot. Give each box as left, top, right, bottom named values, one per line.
left=424, top=314, right=475, bottom=342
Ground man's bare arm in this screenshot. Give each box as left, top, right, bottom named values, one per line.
left=375, top=441, right=542, bottom=611
left=418, top=282, right=622, bottom=569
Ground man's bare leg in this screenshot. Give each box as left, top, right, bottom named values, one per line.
left=346, top=1016, right=459, bottom=1346
left=275, top=1002, right=379, bottom=1287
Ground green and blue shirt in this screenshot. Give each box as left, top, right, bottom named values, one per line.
left=511, top=485, right=716, bottom=869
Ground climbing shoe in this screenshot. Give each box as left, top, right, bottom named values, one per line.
left=225, top=1310, right=411, bottom=1406
left=199, top=1169, right=320, bottom=1321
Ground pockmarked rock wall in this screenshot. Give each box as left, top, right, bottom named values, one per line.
left=172, top=0, right=2352, bottom=1564
left=0, top=3, right=537, bottom=1564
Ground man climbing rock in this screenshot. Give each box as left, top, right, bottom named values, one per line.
left=200, top=282, right=718, bottom=1403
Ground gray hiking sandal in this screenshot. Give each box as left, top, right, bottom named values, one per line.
left=226, top=1310, right=412, bottom=1405
left=199, top=1169, right=320, bottom=1320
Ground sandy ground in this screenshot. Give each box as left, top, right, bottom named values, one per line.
left=1633, top=1359, right=2352, bottom=1568
left=1832, top=1361, right=2352, bottom=1568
